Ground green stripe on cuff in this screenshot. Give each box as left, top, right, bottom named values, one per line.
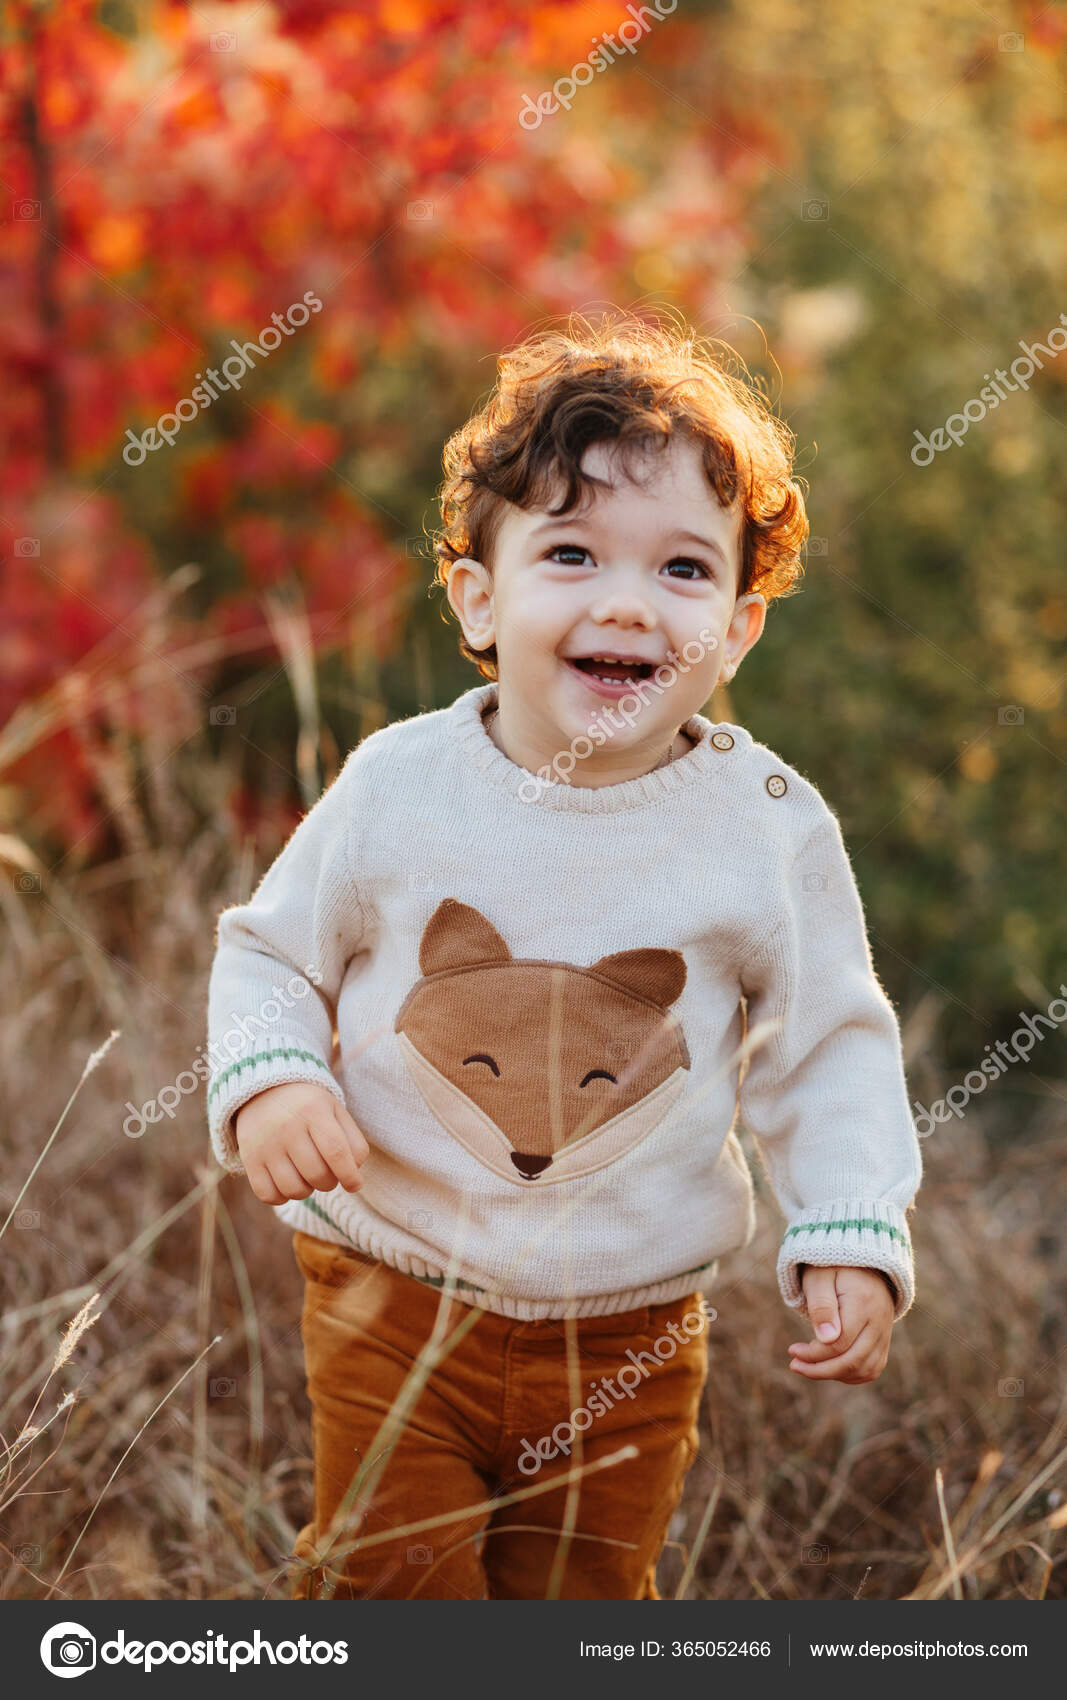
left=207, top=1047, right=334, bottom=1104
left=784, top=1218, right=907, bottom=1247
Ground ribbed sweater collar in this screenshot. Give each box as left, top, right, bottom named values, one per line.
left=447, top=682, right=744, bottom=815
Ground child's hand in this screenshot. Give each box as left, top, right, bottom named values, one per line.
left=787, top=1265, right=896, bottom=1384
left=235, top=1081, right=371, bottom=1205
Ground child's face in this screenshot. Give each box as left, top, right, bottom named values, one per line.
left=447, top=432, right=766, bottom=783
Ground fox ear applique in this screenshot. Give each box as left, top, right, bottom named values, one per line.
left=417, top=896, right=511, bottom=975
left=394, top=899, right=690, bottom=1187
left=586, top=946, right=687, bottom=1010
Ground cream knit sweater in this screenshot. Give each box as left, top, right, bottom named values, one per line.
left=205, top=682, right=921, bottom=1322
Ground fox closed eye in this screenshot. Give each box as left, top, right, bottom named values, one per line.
left=462, top=1052, right=499, bottom=1075
left=462, top=1055, right=617, bottom=1088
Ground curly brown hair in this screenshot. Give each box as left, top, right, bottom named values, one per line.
left=432, top=309, right=808, bottom=679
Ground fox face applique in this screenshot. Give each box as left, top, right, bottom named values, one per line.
left=394, top=898, right=691, bottom=1187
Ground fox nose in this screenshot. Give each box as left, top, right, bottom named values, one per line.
left=510, top=1151, right=553, bottom=1179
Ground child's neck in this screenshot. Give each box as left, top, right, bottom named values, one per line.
left=482, top=698, right=695, bottom=786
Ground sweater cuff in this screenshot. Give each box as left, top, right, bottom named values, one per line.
left=777, top=1198, right=915, bottom=1322
left=206, top=1036, right=345, bottom=1174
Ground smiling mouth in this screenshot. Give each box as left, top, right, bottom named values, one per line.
left=566, top=656, right=657, bottom=685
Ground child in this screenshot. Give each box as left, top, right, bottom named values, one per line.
left=205, top=311, right=922, bottom=1601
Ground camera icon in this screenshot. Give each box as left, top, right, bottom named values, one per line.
left=407, top=1544, right=434, bottom=1564
left=807, top=536, right=828, bottom=556
left=998, top=32, right=1024, bottom=51
left=14, top=537, right=40, bottom=556
left=802, top=872, right=828, bottom=893
left=211, top=31, right=237, bottom=50
left=802, top=199, right=829, bottom=221
left=997, top=705, right=1024, bottom=726
left=210, top=1377, right=237, bottom=1397
left=998, top=1377, right=1024, bottom=1397
left=209, top=705, right=236, bottom=726
left=40, top=1623, right=97, bottom=1672
left=405, top=537, right=428, bottom=556
left=14, top=871, right=41, bottom=894
left=15, top=1209, right=40, bottom=1230
left=14, top=200, right=41, bottom=220
left=16, top=1544, right=41, bottom=1566
left=407, top=1209, right=433, bottom=1231
left=802, top=1543, right=829, bottom=1564
left=407, top=201, right=434, bottom=220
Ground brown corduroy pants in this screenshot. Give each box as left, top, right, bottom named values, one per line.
left=287, top=1229, right=709, bottom=1601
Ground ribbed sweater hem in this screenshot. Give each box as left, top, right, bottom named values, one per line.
left=277, top=1193, right=718, bottom=1320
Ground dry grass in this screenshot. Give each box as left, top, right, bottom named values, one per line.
left=1, top=755, right=1064, bottom=1602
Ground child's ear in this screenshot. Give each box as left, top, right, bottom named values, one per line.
left=446, top=556, right=495, bottom=649
left=721, top=592, right=765, bottom=681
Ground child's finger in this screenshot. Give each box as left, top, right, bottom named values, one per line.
left=787, top=1337, right=847, bottom=1363
left=789, top=1293, right=864, bottom=1361
left=266, top=1152, right=316, bottom=1201
left=802, top=1266, right=842, bottom=1342
left=788, top=1291, right=863, bottom=1361
left=332, top=1100, right=372, bottom=1163
left=246, top=1161, right=287, bottom=1206
left=289, top=1128, right=345, bottom=1193
left=789, top=1321, right=874, bottom=1378
left=307, top=1114, right=364, bottom=1191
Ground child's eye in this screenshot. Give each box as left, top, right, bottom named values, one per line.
left=546, top=545, right=711, bottom=579
left=664, top=557, right=711, bottom=580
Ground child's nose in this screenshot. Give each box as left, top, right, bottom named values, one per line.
left=588, top=577, right=657, bottom=629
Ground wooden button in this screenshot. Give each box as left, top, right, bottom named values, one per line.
left=766, top=774, right=787, bottom=797
left=711, top=731, right=734, bottom=751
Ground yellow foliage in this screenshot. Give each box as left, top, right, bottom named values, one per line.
left=958, top=742, right=996, bottom=783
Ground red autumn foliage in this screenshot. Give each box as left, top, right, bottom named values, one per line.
left=0, top=0, right=766, bottom=856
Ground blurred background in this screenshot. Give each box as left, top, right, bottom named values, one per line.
left=2, top=0, right=1065, bottom=1601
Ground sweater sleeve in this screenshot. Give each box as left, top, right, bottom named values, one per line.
left=205, top=751, right=369, bottom=1175
left=737, top=807, right=922, bottom=1322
